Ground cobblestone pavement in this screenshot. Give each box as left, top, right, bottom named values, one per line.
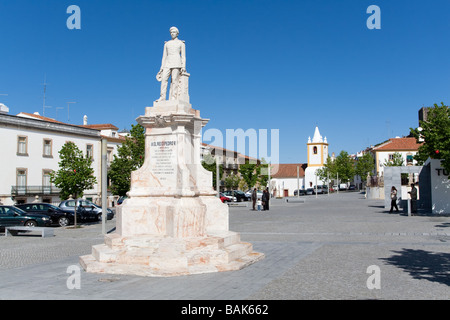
left=0, top=192, right=449, bottom=300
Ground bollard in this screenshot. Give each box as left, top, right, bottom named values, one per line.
left=407, top=197, right=411, bottom=217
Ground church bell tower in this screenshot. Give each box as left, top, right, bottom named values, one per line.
left=305, top=127, right=329, bottom=188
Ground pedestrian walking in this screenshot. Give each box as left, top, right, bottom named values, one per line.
left=389, top=186, right=399, bottom=213
left=408, top=183, right=418, bottom=215
left=251, top=188, right=257, bottom=210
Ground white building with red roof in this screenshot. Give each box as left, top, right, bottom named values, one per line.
left=0, top=109, right=124, bottom=206
left=371, top=137, right=423, bottom=175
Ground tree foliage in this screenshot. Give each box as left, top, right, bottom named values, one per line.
left=335, top=151, right=355, bottom=182
left=50, top=141, right=97, bottom=199
left=239, top=163, right=260, bottom=189
left=382, top=152, right=404, bottom=167
left=317, top=151, right=355, bottom=183
left=410, top=103, right=450, bottom=176
left=224, top=173, right=240, bottom=190
left=316, top=155, right=336, bottom=182
left=108, top=124, right=145, bottom=196
left=355, top=152, right=375, bottom=181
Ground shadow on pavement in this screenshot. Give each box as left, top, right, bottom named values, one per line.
left=380, top=249, right=450, bottom=286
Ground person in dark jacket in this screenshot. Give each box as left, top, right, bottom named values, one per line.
left=408, top=183, right=418, bottom=215
left=262, top=188, right=270, bottom=211
left=251, top=188, right=257, bottom=210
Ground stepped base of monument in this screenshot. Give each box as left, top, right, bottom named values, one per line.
left=79, top=231, right=264, bottom=277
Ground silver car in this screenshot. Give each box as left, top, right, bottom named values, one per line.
left=59, top=199, right=114, bottom=221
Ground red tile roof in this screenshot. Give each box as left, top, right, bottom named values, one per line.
left=372, top=137, right=422, bottom=152
left=81, top=124, right=119, bottom=130
left=271, top=163, right=307, bottom=178
left=16, top=112, right=64, bottom=124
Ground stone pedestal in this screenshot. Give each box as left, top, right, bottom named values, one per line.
left=80, top=100, right=264, bottom=277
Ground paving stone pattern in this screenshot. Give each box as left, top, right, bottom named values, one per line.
left=0, top=192, right=449, bottom=300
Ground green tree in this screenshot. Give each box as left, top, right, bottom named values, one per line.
left=316, top=155, right=337, bottom=182
left=50, top=141, right=97, bottom=200
left=383, top=152, right=404, bottom=167
left=224, top=173, right=240, bottom=190
left=355, top=152, right=375, bottom=182
left=258, top=159, right=269, bottom=188
left=239, top=163, right=260, bottom=189
left=410, top=102, right=450, bottom=176
left=334, top=151, right=355, bottom=183
left=108, top=124, right=145, bottom=196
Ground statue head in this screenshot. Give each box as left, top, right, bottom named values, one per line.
left=170, top=27, right=179, bottom=39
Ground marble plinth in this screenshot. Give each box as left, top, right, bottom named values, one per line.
left=80, top=230, right=264, bottom=277
left=79, top=100, right=264, bottom=277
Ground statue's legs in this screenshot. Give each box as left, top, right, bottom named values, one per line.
left=169, top=69, right=180, bottom=100
left=159, top=68, right=181, bottom=101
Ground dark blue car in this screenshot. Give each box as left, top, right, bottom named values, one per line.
left=0, top=206, right=52, bottom=228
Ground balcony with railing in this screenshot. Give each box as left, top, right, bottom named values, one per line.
left=11, top=186, right=61, bottom=197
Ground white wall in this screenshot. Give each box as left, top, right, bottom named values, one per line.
left=304, top=166, right=327, bottom=190
left=272, top=177, right=305, bottom=197
left=0, top=125, right=101, bottom=205
left=377, top=151, right=418, bottom=174
left=427, top=159, right=450, bottom=214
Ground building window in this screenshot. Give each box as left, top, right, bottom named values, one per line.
left=43, top=139, right=52, bottom=157
left=86, top=144, right=94, bottom=159
left=107, top=148, right=114, bottom=166
left=17, top=136, right=28, bottom=156
left=406, top=154, right=414, bottom=165
left=16, top=168, right=27, bottom=195
left=42, top=170, right=52, bottom=193
left=313, top=146, right=318, bottom=154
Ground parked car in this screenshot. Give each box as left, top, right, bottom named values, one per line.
left=223, top=190, right=248, bottom=202
left=306, top=188, right=314, bottom=195
left=15, top=203, right=72, bottom=227
left=348, top=185, right=356, bottom=191
left=315, top=186, right=324, bottom=194
left=223, top=191, right=241, bottom=202
left=58, top=199, right=114, bottom=221
left=219, top=193, right=231, bottom=203
left=293, top=189, right=305, bottom=196
left=246, top=190, right=263, bottom=200
left=0, top=205, right=52, bottom=228
left=235, top=190, right=249, bottom=201
left=339, top=184, right=348, bottom=191
left=117, top=196, right=128, bottom=205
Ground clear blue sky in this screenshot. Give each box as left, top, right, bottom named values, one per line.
left=1, top=0, right=449, bottom=163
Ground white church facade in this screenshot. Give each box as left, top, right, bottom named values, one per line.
left=270, top=127, right=329, bottom=197
left=304, top=126, right=329, bottom=189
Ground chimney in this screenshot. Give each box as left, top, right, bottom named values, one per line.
left=0, top=103, right=9, bottom=114
left=83, top=115, right=88, bottom=125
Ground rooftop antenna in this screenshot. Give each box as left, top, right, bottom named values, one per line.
left=67, top=101, right=76, bottom=123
